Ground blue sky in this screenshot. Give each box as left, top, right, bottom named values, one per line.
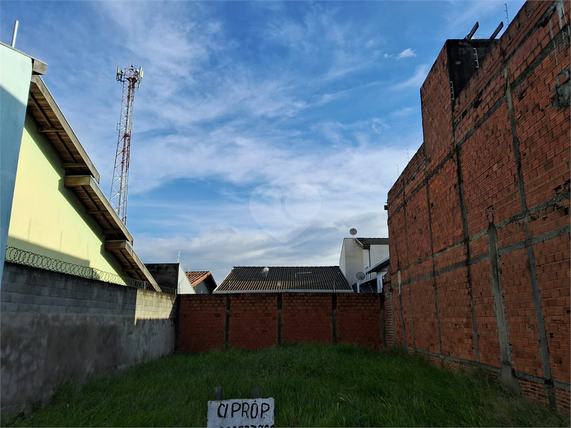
left=2, top=0, right=525, bottom=283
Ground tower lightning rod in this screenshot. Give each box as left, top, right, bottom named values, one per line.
left=110, top=60, right=143, bottom=224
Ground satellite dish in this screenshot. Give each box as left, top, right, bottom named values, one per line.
left=356, top=272, right=366, bottom=281
left=261, top=267, right=269, bottom=277
left=349, top=228, right=357, bottom=236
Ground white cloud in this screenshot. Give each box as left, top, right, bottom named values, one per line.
left=262, top=4, right=384, bottom=81
left=396, top=48, right=416, bottom=59
left=133, top=210, right=390, bottom=284
left=130, top=117, right=415, bottom=195
left=7, top=0, right=431, bottom=283
left=317, top=91, right=348, bottom=105
left=127, top=111, right=421, bottom=283
left=384, top=48, right=416, bottom=60
left=392, top=64, right=430, bottom=90
left=391, top=107, right=415, bottom=117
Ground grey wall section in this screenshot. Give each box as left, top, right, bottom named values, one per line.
left=145, top=263, right=179, bottom=293
left=1, top=263, right=176, bottom=417
left=145, top=263, right=194, bottom=295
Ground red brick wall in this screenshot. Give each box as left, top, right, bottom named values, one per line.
left=281, top=293, right=332, bottom=345
left=178, top=292, right=385, bottom=353
left=337, top=294, right=382, bottom=350
left=386, top=0, right=570, bottom=410
left=229, top=294, right=278, bottom=351
left=179, top=294, right=226, bottom=353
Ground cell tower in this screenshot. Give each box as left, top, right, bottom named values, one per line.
left=110, top=60, right=143, bottom=224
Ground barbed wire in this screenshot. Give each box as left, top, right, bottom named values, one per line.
left=160, top=286, right=177, bottom=295
left=5, top=246, right=150, bottom=290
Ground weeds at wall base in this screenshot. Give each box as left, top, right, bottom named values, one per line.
left=6, top=343, right=569, bottom=427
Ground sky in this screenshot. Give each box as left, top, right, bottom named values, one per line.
left=1, top=0, right=526, bottom=283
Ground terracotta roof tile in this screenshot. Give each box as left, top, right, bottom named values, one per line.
left=215, top=266, right=352, bottom=293
left=185, top=271, right=211, bottom=286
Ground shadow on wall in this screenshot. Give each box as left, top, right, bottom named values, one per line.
left=0, top=261, right=176, bottom=419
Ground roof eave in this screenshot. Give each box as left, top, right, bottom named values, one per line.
left=190, top=273, right=209, bottom=287
left=64, top=175, right=133, bottom=244
left=105, top=240, right=161, bottom=291
left=29, top=75, right=100, bottom=182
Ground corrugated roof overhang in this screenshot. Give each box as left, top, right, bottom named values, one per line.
left=105, top=240, right=160, bottom=291
left=64, top=175, right=133, bottom=243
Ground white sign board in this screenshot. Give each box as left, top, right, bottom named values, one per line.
left=207, top=398, right=274, bottom=428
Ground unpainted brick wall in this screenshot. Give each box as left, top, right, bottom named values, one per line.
left=386, top=0, right=570, bottom=411
left=337, top=294, right=382, bottom=350
left=281, top=293, right=332, bottom=344
left=230, top=294, right=278, bottom=350
left=178, top=293, right=384, bottom=353
left=178, top=294, right=226, bottom=353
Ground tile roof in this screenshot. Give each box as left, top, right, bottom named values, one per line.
left=215, top=266, right=352, bottom=293
left=355, top=237, right=389, bottom=247
left=185, top=271, right=212, bottom=286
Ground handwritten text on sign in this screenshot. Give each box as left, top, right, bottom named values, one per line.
left=207, top=398, right=274, bottom=428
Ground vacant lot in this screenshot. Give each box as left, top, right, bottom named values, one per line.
left=7, top=344, right=569, bottom=427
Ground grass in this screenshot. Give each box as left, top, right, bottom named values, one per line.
left=6, top=343, right=569, bottom=427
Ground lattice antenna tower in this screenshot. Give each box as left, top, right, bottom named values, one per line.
left=110, top=59, right=143, bottom=224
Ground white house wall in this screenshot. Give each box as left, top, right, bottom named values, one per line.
left=340, top=238, right=390, bottom=286
left=370, top=245, right=389, bottom=268
left=177, top=267, right=195, bottom=294
left=340, top=238, right=365, bottom=286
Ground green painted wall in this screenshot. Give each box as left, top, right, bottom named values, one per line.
left=7, top=114, right=125, bottom=277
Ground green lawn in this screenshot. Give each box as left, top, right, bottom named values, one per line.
left=7, top=343, right=569, bottom=427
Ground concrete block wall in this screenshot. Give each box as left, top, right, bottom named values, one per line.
left=135, top=288, right=177, bottom=320
left=178, top=293, right=385, bottom=353
left=1, top=263, right=176, bottom=417
left=1, top=263, right=137, bottom=315
left=386, top=0, right=570, bottom=410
